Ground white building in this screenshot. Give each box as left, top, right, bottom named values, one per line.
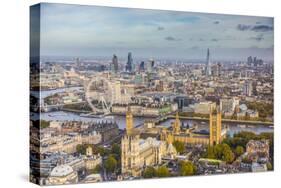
left=194, top=102, right=216, bottom=114
left=220, top=97, right=239, bottom=113
left=47, top=165, right=78, bottom=185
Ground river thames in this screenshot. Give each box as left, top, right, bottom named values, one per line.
left=33, top=87, right=274, bottom=137
left=39, top=111, right=273, bottom=137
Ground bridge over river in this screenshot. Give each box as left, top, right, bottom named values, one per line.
left=163, top=116, right=273, bottom=126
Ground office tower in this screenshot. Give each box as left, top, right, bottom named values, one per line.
left=139, top=61, right=145, bottom=72
left=76, top=57, right=80, bottom=66
left=205, top=48, right=212, bottom=76
left=218, top=62, right=222, bottom=77
left=151, top=59, right=155, bottom=68
left=247, top=56, right=253, bottom=66
left=112, top=54, right=118, bottom=73
left=125, top=52, right=133, bottom=72
left=147, top=58, right=155, bottom=73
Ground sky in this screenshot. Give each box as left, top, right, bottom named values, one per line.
left=39, top=3, right=274, bottom=60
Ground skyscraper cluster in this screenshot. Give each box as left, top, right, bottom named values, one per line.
left=205, top=48, right=212, bottom=76
left=126, top=52, right=133, bottom=72
left=139, top=61, right=145, bottom=72
left=247, top=56, right=264, bottom=67
left=111, top=54, right=119, bottom=73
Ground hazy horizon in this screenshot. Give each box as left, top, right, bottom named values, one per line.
left=39, top=3, right=274, bottom=60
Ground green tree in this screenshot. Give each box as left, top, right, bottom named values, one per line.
left=156, top=166, right=170, bottom=177
left=105, top=155, right=117, bottom=173
left=267, top=162, right=273, bottom=171
left=204, top=143, right=235, bottom=163
left=76, top=144, right=92, bottom=155
left=247, top=101, right=273, bottom=119
left=179, top=161, right=196, bottom=176
left=234, top=146, right=244, bottom=157
left=173, top=141, right=185, bottom=154
left=40, top=120, right=50, bottom=129
left=222, top=149, right=235, bottom=163
left=223, top=131, right=274, bottom=165
left=89, top=164, right=102, bottom=174
left=93, top=146, right=110, bottom=156
left=111, top=144, right=121, bottom=157
left=143, top=166, right=156, bottom=178
left=214, top=144, right=224, bottom=159
left=242, top=156, right=251, bottom=164
left=206, top=146, right=216, bottom=159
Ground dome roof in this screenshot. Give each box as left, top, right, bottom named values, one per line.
left=50, top=165, right=74, bottom=177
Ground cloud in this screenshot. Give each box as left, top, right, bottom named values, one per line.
left=237, top=24, right=252, bottom=31
left=251, top=25, right=273, bottom=32
left=40, top=3, right=273, bottom=59
left=250, top=34, right=264, bottom=41
left=237, top=24, right=273, bottom=32
left=164, top=36, right=181, bottom=41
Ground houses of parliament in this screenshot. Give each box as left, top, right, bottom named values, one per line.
left=121, top=107, right=177, bottom=177
left=160, top=106, right=226, bottom=146
left=121, top=105, right=226, bottom=177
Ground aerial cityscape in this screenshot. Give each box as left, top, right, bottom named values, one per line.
left=30, top=3, right=274, bottom=185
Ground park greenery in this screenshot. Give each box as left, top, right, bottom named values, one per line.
left=105, top=155, right=117, bottom=173
left=63, top=102, right=92, bottom=112
left=246, top=101, right=273, bottom=119
left=40, top=120, right=50, bottom=129
left=223, top=131, right=273, bottom=164
left=234, top=146, right=244, bottom=157
left=143, top=166, right=157, bottom=178
left=156, top=166, right=170, bottom=177
left=89, top=164, right=102, bottom=174
left=44, top=93, right=59, bottom=105
left=76, top=144, right=93, bottom=155
left=205, top=131, right=273, bottom=164
left=173, top=141, right=185, bottom=154
left=205, top=143, right=235, bottom=163
left=178, top=161, right=197, bottom=176
left=76, top=144, right=111, bottom=156
left=143, top=161, right=196, bottom=178
left=76, top=143, right=122, bottom=174
left=223, top=131, right=273, bottom=152
left=111, top=143, right=121, bottom=159
left=143, top=166, right=170, bottom=178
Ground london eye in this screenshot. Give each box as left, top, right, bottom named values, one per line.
left=85, top=76, right=114, bottom=114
